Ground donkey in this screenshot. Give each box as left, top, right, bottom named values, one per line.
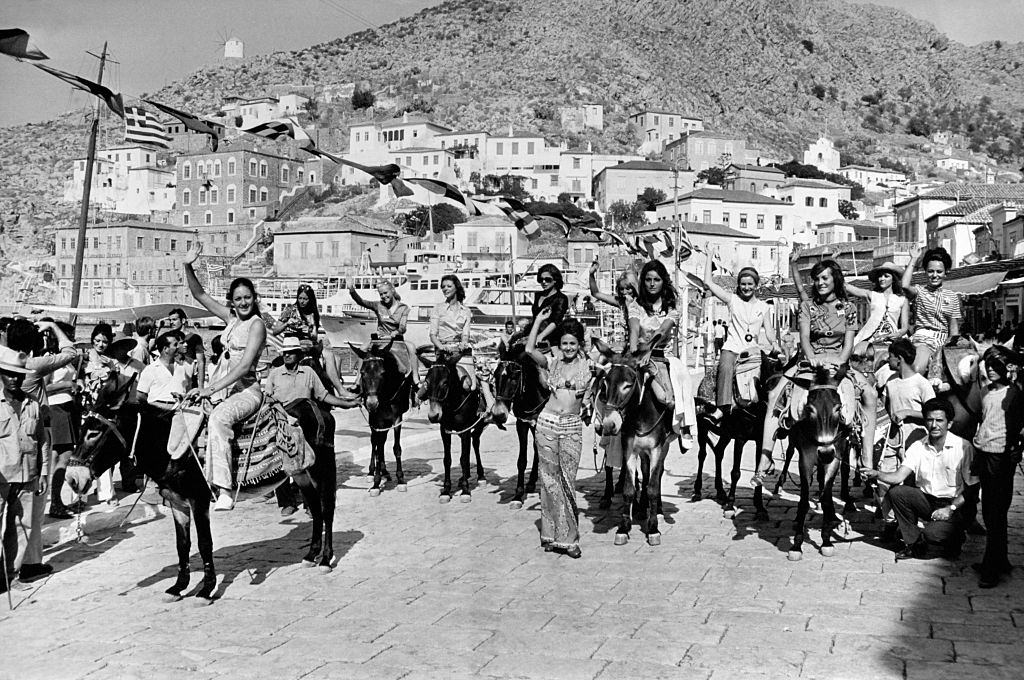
left=420, top=350, right=488, bottom=503
left=694, top=351, right=783, bottom=520
left=351, top=340, right=413, bottom=496
left=593, top=337, right=674, bottom=546
left=786, top=365, right=854, bottom=561
left=491, top=340, right=548, bottom=509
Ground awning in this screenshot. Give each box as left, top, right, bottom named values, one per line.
left=944, top=271, right=1006, bottom=296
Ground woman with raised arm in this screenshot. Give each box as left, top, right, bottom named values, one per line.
left=702, top=253, right=780, bottom=423
left=525, top=309, right=592, bottom=559
left=348, top=280, right=410, bottom=341
left=271, top=284, right=344, bottom=395
left=901, top=245, right=962, bottom=376
left=588, top=257, right=639, bottom=350
left=531, top=263, right=569, bottom=347
left=183, top=243, right=267, bottom=511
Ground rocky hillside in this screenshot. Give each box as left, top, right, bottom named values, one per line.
left=4, top=0, right=1024, bottom=255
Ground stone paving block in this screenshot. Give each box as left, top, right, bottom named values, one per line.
left=832, top=633, right=954, bottom=661
left=799, top=652, right=904, bottom=679
left=262, top=637, right=388, bottom=665
left=100, top=644, right=222, bottom=670
left=13, top=659, right=111, bottom=680
left=476, top=629, right=608, bottom=660
left=478, top=653, right=608, bottom=680
left=807, top=613, right=927, bottom=637
left=369, top=646, right=495, bottom=674
left=953, top=640, right=1024, bottom=665
left=375, top=622, right=495, bottom=651
left=932, top=622, right=1023, bottom=645
left=205, top=654, right=327, bottom=680
left=541, top=612, right=645, bottom=639
left=436, top=606, right=554, bottom=632
left=683, top=642, right=806, bottom=675
left=591, top=636, right=689, bottom=666
left=298, top=662, right=410, bottom=680
left=633, top=619, right=728, bottom=646
left=905, top=660, right=1024, bottom=680
left=597, top=659, right=710, bottom=680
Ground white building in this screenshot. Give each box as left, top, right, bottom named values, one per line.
left=936, top=156, right=970, bottom=173
left=340, top=113, right=453, bottom=186
left=837, top=165, right=908, bottom=192
left=774, top=178, right=850, bottom=234
left=803, top=137, right=841, bottom=173
left=63, top=145, right=176, bottom=217
left=453, top=216, right=529, bottom=272
left=223, top=37, right=243, bottom=60
left=216, top=94, right=310, bottom=129
left=594, top=161, right=692, bottom=212
left=559, top=104, right=604, bottom=133
left=628, top=110, right=704, bottom=155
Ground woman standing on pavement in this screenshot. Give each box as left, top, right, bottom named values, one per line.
left=525, top=309, right=592, bottom=558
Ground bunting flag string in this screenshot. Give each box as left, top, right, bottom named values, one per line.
left=142, top=98, right=222, bottom=151
left=305, top=147, right=402, bottom=186
left=33, top=62, right=124, bottom=118
left=0, top=28, right=48, bottom=60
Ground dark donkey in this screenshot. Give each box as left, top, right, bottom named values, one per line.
left=593, top=337, right=674, bottom=546
left=351, top=340, right=413, bottom=496
left=694, top=351, right=783, bottom=520
left=786, top=365, right=854, bottom=561
left=491, top=339, right=548, bottom=509
left=420, top=349, right=487, bottom=503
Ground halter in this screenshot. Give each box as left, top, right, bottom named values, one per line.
left=69, top=410, right=128, bottom=468
left=494, top=359, right=546, bottom=422
left=602, top=362, right=642, bottom=411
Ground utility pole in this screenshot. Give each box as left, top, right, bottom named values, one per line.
left=70, top=42, right=109, bottom=315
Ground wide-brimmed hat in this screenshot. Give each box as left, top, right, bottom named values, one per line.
left=279, top=336, right=303, bottom=353
left=0, top=346, right=31, bottom=374
left=868, top=261, right=904, bottom=281
left=106, top=337, right=138, bottom=363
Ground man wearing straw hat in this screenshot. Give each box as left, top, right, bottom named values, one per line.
left=0, top=345, right=46, bottom=594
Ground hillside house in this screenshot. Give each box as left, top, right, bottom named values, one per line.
left=723, top=164, right=787, bottom=195
left=64, top=145, right=176, bottom=217
left=837, top=165, right=908, bottom=192
left=803, top=137, right=841, bottom=173
left=593, top=161, right=687, bottom=212
left=774, top=179, right=850, bottom=233
left=628, top=110, right=704, bottom=155
left=272, top=215, right=398, bottom=278
left=816, top=219, right=893, bottom=245
left=664, top=132, right=746, bottom=172
left=894, top=182, right=1024, bottom=245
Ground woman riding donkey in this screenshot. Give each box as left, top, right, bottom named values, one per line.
left=754, top=259, right=875, bottom=491
left=901, top=245, right=963, bottom=378
left=271, top=284, right=345, bottom=395
left=350, top=279, right=419, bottom=400
left=183, top=243, right=267, bottom=512
left=523, top=310, right=593, bottom=559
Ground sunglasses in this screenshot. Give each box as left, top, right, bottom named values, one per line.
left=539, top=277, right=555, bottom=283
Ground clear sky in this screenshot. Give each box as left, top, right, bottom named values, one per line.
left=2, top=0, right=1021, bottom=128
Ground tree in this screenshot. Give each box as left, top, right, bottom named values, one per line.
left=351, top=88, right=376, bottom=110
left=607, top=200, right=647, bottom=229
left=637, top=187, right=667, bottom=211
left=479, top=174, right=532, bottom=202
left=838, top=200, right=859, bottom=220
left=401, top=204, right=466, bottom=237
left=697, top=167, right=726, bottom=185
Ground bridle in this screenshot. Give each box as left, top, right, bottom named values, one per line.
left=494, top=359, right=546, bottom=421
left=68, top=410, right=128, bottom=469
left=602, top=362, right=643, bottom=411
left=358, top=355, right=408, bottom=409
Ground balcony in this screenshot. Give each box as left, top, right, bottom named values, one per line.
left=872, top=240, right=915, bottom=266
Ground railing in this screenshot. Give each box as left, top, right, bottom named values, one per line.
left=873, top=241, right=916, bottom=258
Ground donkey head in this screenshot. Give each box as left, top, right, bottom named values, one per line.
left=66, top=370, right=137, bottom=495
left=788, top=364, right=849, bottom=464
left=419, top=349, right=468, bottom=424
left=350, top=339, right=395, bottom=412
left=591, top=336, right=659, bottom=436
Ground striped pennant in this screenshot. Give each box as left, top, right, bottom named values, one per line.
left=124, top=106, right=170, bottom=148
left=34, top=63, right=123, bottom=118
left=239, top=117, right=314, bottom=151
left=484, top=197, right=540, bottom=239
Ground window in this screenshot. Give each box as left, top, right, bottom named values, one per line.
left=170, top=239, right=177, bottom=251
left=211, top=188, right=219, bottom=204
left=527, top=142, right=535, bottom=154
left=155, top=238, right=161, bottom=250
left=750, top=182, right=756, bottom=193
left=198, top=190, right=207, bottom=204
left=145, top=153, right=151, bottom=163
left=496, top=143, right=504, bottom=155
left=70, top=238, right=76, bottom=251
left=702, top=210, right=712, bottom=224
left=433, top=155, right=439, bottom=165
left=132, top=272, right=137, bottom=282
left=183, top=163, right=191, bottom=180
left=300, top=242, right=308, bottom=258
left=158, top=270, right=163, bottom=281
left=259, top=161, right=268, bottom=178
left=739, top=214, right=748, bottom=228
left=204, top=211, right=212, bottom=225
left=214, top=161, right=221, bottom=177
left=228, top=158, right=236, bottom=175
left=405, top=156, right=412, bottom=166
left=722, top=212, right=730, bottom=225
left=227, top=210, right=235, bottom=224
left=467, top=232, right=477, bottom=248
left=573, top=157, right=581, bottom=170
left=572, top=179, right=581, bottom=192
left=511, top=142, right=519, bottom=155
left=182, top=213, right=190, bottom=226
left=283, top=243, right=292, bottom=259
left=423, top=156, right=429, bottom=166
left=92, top=264, right=98, bottom=276
left=805, top=197, right=814, bottom=207
left=668, top=117, right=674, bottom=128
left=281, top=166, right=289, bottom=183
left=756, top=214, right=765, bottom=229
left=297, top=168, right=304, bottom=183
left=61, top=264, right=66, bottom=277
left=226, top=186, right=235, bottom=203
left=93, top=237, right=99, bottom=249
left=116, top=263, right=121, bottom=276
left=61, top=238, right=67, bottom=252
left=775, top=216, right=783, bottom=230
left=819, top=198, right=828, bottom=208
left=751, top=247, right=759, bottom=260
left=653, top=115, right=659, bottom=125
left=331, top=241, right=339, bottom=257
left=531, top=178, right=538, bottom=190
left=249, top=160, right=257, bottom=176
left=249, top=186, right=257, bottom=202
left=107, top=264, right=111, bottom=277
left=259, top=188, right=268, bottom=202
left=315, top=242, right=324, bottom=258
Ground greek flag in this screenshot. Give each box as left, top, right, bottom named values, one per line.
left=124, top=106, right=170, bottom=148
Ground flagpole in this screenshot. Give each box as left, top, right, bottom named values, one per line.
left=70, top=41, right=108, bottom=318
left=508, top=235, right=518, bottom=321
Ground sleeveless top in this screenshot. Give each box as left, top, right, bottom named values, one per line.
left=627, top=299, right=681, bottom=358
left=545, top=351, right=592, bottom=393
left=223, top=315, right=263, bottom=392
left=722, top=295, right=770, bottom=354
left=370, top=300, right=410, bottom=339
left=854, top=291, right=905, bottom=346
left=913, top=286, right=962, bottom=333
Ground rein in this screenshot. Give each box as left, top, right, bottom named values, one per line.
left=429, top=364, right=485, bottom=435
left=494, top=359, right=545, bottom=423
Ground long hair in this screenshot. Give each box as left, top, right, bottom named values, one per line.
left=441, top=274, right=465, bottom=302
left=637, top=259, right=677, bottom=313
left=295, top=283, right=320, bottom=330
left=809, top=259, right=846, bottom=305
left=615, top=270, right=640, bottom=307
left=227, top=277, right=261, bottom=317
left=537, top=263, right=564, bottom=290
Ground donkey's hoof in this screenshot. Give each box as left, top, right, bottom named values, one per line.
left=397, top=484, right=407, bottom=492
left=439, top=495, right=451, bottom=504
left=690, top=492, right=702, bottom=503
left=162, top=591, right=184, bottom=603
left=787, top=550, right=803, bottom=562
left=318, top=564, right=333, bottom=574
left=647, top=533, right=662, bottom=546
left=843, top=501, right=857, bottom=514
left=614, top=533, right=629, bottom=546
left=459, top=493, right=472, bottom=504
left=821, top=546, right=836, bottom=558
left=509, top=500, right=523, bottom=510
left=301, top=559, right=316, bottom=568
left=368, top=488, right=381, bottom=497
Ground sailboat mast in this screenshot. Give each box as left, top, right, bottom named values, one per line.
left=69, top=41, right=108, bottom=313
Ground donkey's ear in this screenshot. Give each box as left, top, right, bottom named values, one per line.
left=348, top=342, right=368, bottom=360
left=832, top=362, right=849, bottom=383
left=592, top=337, right=614, bottom=358
left=785, top=374, right=812, bottom=391
left=497, top=340, right=507, bottom=359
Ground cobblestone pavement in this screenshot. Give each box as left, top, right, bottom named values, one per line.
left=1, top=409, right=1021, bottom=680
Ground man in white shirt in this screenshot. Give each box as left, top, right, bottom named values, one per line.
left=864, top=398, right=979, bottom=560
left=137, top=333, right=190, bottom=411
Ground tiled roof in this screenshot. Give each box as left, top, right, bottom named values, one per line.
left=600, top=160, right=672, bottom=172
left=916, top=183, right=1024, bottom=202
left=276, top=215, right=397, bottom=236
left=838, top=165, right=906, bottom=174
left=656, top=188, right=786, bottom=206
left=779, top=178, right=847, bottom=190
left=729, top=164, right=785, bottom=174
left=435, top=130, right=488, bottom=136
left=637, top=219, right=758, bottom=239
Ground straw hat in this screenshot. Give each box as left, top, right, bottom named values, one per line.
left=868, top=261, right=904, bottom=281
left=0, top=346, right=31, bottom=374
left=106, top=338, right=138, bottom=363
left=279, top=336, right=303, bottom=353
